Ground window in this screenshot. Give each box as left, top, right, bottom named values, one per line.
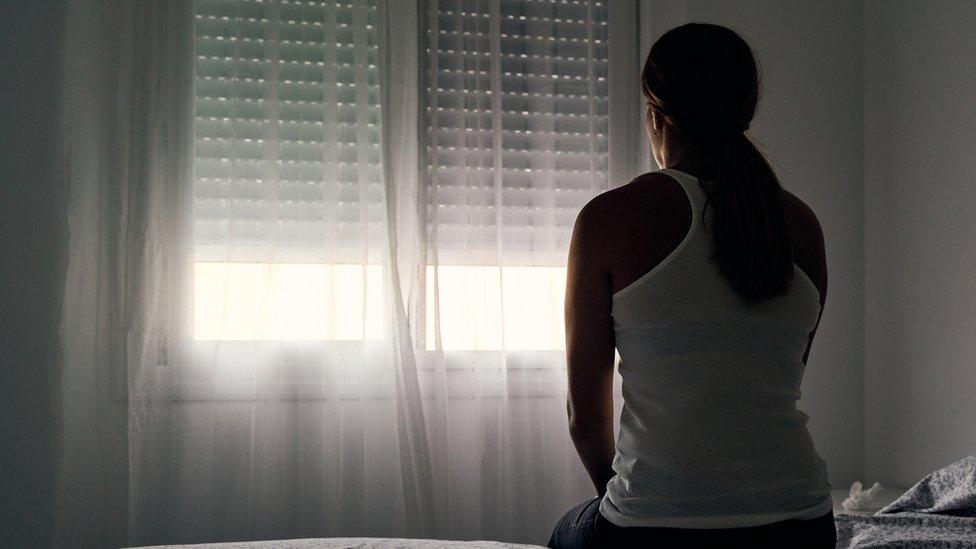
left=192, top=0, right=386, bottom=341
left=190, top=0, right=618, bottom=351
left=422, top=0, right=609, bottom=351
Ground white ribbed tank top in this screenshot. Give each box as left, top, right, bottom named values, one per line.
left=598, top=167, right=833, bottom=529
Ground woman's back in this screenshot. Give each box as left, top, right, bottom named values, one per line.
left=597, top=167, right=833, bottom=528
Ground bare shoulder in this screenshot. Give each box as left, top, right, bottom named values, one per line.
left=574, top=171, right=686, bottom=242
left=575, top=172, right=681, bottom=226
left=780, top=188, right=824, bottom=245
left=781, top=188, right=827, bottom=298
left=570, top=172, right=685, bottom=271
left=615, top=171, right=683, bottom=198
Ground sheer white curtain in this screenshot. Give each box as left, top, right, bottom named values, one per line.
left=57, top=0, right=638, bottom=547
left=57, top=0, right=195, bottom=546
left=415, top=0, right=623, bottom=542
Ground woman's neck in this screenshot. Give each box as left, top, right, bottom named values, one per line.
left=653, top=130, right=710, bottom=179
left=663, top=158, right=705, bottom=179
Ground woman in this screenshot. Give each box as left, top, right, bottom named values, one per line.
left=548, top=23, right=836, bottom=548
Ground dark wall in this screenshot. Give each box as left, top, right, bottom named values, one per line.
left=0, top=1, right=68, bottom=546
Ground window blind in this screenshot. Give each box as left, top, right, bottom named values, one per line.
left=424, top=0, right=610, bottom=266
left=193, top=0, right=384, bottom=263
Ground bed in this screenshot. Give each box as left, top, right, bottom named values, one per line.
left=836, top=512, right=976, bottom=548
left=131, top=540, right=546, bottom=549
left=834, top=454, right=976, bottom=548
left=131, top=456, right=976, bottom=549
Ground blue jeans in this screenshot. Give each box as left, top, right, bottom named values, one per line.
left=547, top=496, right=837, bottom=548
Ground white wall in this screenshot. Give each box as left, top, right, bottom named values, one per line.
left=864, top=0, right=976, bottom=488
left=640, top=0, right=866, bottom=488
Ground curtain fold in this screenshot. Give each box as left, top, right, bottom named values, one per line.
left=378, top=0, right=438, bottom=536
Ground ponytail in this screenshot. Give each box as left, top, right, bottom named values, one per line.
left=698, top=133, right=793, bottom=304
left=643, top=22, right=794, bottom=304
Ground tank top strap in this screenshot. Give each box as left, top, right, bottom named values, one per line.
left=658, top=167, right=705, bottom=212
left=658, top=167, right=709, bottom=234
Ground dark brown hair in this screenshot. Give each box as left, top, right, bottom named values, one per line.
left=641, top=22, right=793, bottom=304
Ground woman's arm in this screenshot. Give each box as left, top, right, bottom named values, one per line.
left=564, top=198, right=617, bottom=497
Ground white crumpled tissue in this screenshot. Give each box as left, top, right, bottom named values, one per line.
left=841, top=481, right=884, bottom=512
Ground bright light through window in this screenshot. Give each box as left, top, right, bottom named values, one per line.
left=194, top=263, right=567, bottom=350
left=194, top=263, right=386, bottom=341
left=425, top=266, right=567, bottom=351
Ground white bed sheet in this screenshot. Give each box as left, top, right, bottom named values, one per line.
left=129, top=538, right=547, bottom=549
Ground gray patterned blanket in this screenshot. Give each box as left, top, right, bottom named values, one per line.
left=836, top=454, right=976, bottom=548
